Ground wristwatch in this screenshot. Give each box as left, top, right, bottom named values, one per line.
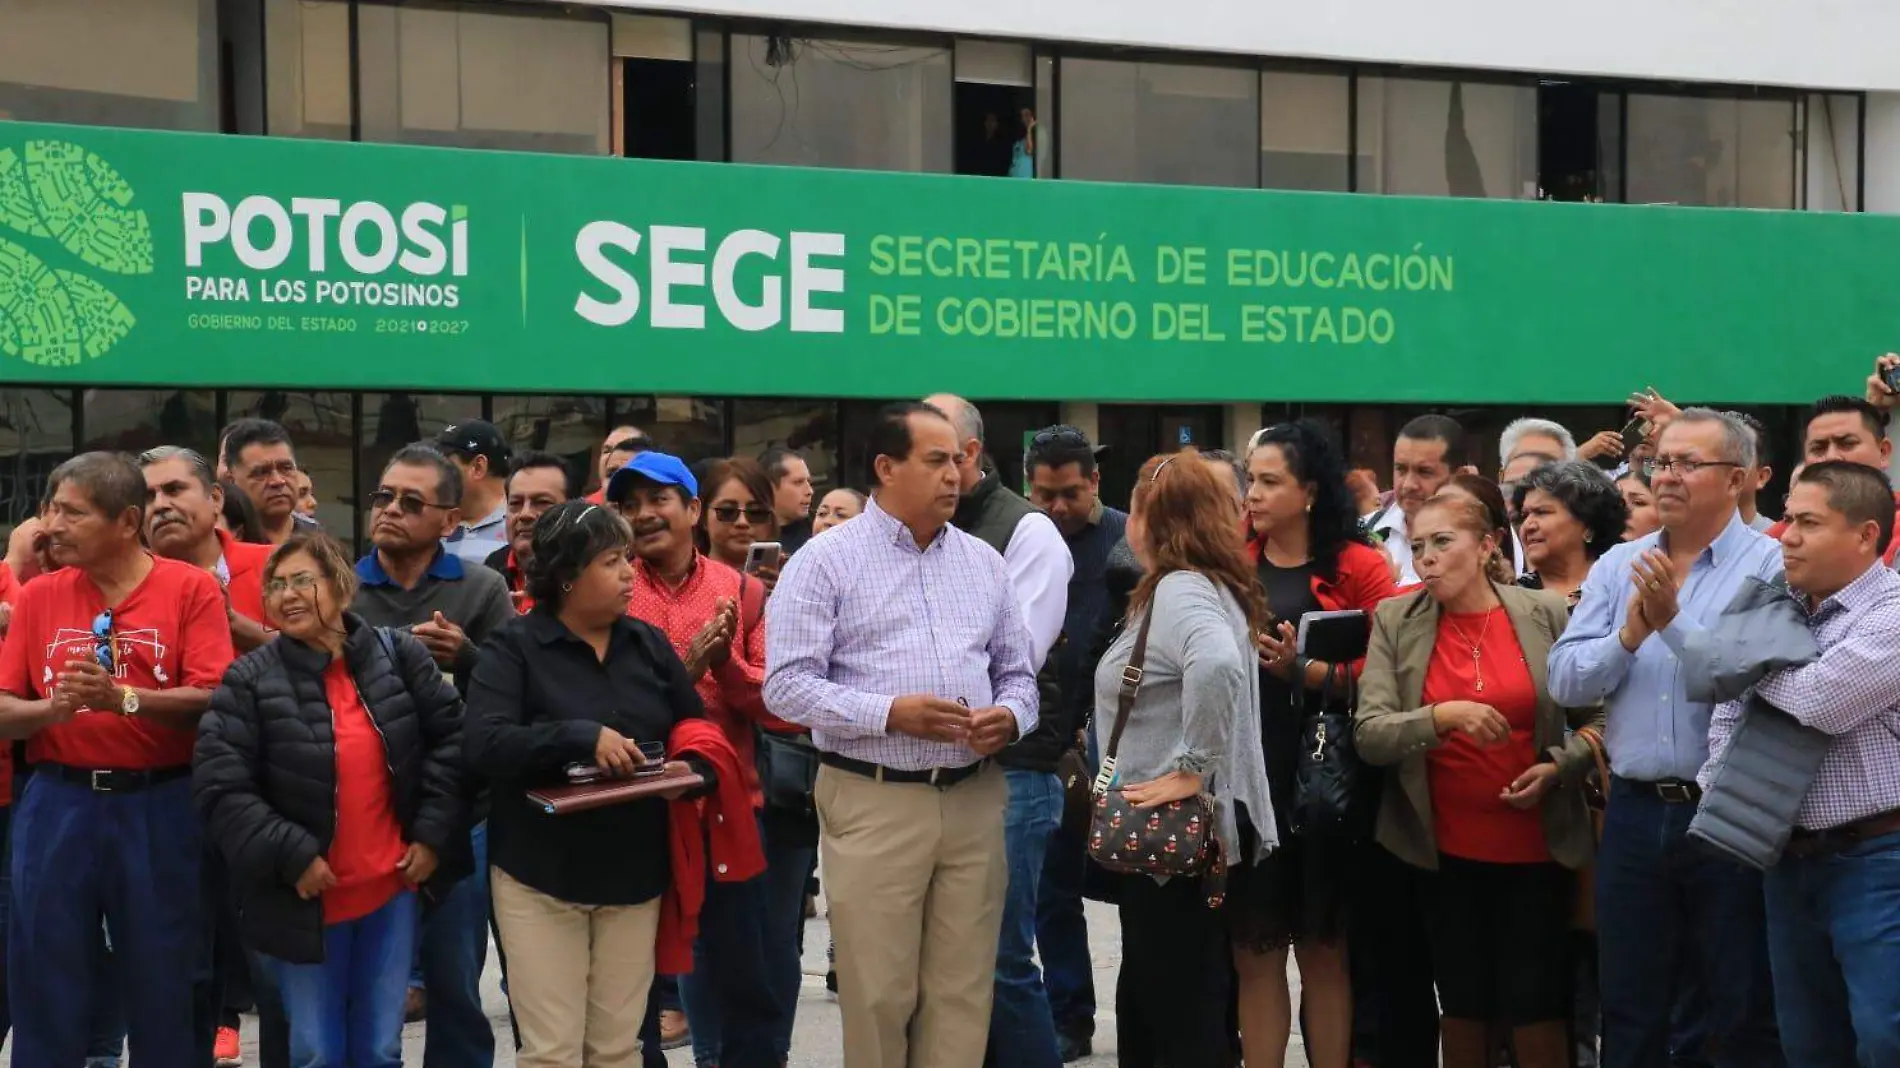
left=119, top=687, right=140, bottom=717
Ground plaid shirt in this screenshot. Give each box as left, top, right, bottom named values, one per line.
left=763, top=496, right=1038, bottom=771
left=1704, top=561, right=1900, bottom=831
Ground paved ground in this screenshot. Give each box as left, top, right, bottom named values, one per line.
left=230, top=899, right=1311, bottom=1067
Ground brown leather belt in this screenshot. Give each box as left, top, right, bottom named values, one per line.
left=1785, top=808, right=1900, bottom=859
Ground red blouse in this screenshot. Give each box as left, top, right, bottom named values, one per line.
left=1421, top=606, right=1548, bottom=865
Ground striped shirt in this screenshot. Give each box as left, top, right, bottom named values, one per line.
left=763, top=496, right=1038, bottom=771
left=1703, top=561, right=1900, bottom=831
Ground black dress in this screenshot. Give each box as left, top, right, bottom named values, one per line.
left=1226, top=557, right=1353, bottom=951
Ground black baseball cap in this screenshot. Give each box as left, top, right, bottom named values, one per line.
left=435, top=420, right=512, bottom=469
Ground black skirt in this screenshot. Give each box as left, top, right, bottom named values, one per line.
left=1224, top=804, right=1353, bottom=951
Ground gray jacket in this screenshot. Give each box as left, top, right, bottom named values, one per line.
left=1093, top=571, right=1277, bottom=870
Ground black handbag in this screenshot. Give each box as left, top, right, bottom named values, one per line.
left=1291, top=662, right=1375, bottom=840
left=756, top=728, right=820, bottom=816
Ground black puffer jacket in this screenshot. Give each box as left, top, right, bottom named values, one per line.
left=194, top=612, right=470, bottom=964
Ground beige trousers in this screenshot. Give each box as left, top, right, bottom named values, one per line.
left=818, top=761, right=1009, bottom=1068
left=490, top=865, right=662, bottom=1068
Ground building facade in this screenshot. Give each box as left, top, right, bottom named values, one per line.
left=0, top=0, right=1887, bottom=539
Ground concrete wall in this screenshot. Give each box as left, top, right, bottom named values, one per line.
left=573, top=0, right=1894, bottom=93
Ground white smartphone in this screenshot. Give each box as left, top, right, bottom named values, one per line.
left=744, top=541, right=783, bottom=575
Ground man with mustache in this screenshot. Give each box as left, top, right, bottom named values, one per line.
left=140, top=447, right=273, bottom=654
left=349, top=444, right=512, bottom=1068
left=483, top=451, right=574, bottom=614
left=0, top=452, right=236, bottom=1068
left=221, top=419, right=322, bottom=546
left=606, top=450, right=786, bottom=1068
left=1550, top=409, right=1785, bottom=1068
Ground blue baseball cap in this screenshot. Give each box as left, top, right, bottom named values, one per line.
left=607, top=450, right=698, bottom=502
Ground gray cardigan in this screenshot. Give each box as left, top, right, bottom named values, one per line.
left=1093, top=570, right=1277, bottom=870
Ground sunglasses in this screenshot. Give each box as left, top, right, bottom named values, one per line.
left=711, top=504, right=773, bottom=525
left=1030, top=426, right=1089, bottom=449
left=91, top=609, right=115, bottom=674
left=369, top=489, right=453, bottom=517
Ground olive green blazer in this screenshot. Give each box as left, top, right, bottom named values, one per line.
left=1354, top=583, right=1602, bottom=871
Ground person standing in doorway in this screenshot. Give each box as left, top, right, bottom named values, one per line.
left=765, top=401, right=1038, bottom=1068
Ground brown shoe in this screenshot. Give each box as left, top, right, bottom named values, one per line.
left=660, top=1009, right=691, bottom=1050
left=403, top=986, right=426, bottom=1024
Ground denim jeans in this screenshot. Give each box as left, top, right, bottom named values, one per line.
left=1596, top=780, right=1783, bottom=1068
left=1763, top=828, right=1900, bottom=1066
left=263, top=892, right=420, bottom=1068
left=983, top=770, right=1063, bottom=1068
left=678, top=836, right=785, bottom=1068
left=1038, top=765, right=1095, bottom=1043
left=10, top=774, right=203, bottom=1068
left=761, top=810, right=818, bottom=1061
left=419, top=822, right=495, bottom=1068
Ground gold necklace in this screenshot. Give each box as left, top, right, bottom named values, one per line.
left=1446, top=606, right=1497, bottom=693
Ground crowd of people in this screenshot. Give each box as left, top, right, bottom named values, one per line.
left=0, top=356, right=1899, bottom=1068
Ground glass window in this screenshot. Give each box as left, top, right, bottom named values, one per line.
left=609, top=397, right=726, bottom=469
left=0, top=388, right=74, bottom=536
left=1625, top=94, right=1797, bottom=209
left=1808, top=94, right=1860, bottom=212
left=1260, top=70, right=1351, bottom=192
left=227, top=390, right=356, bottom=540
left=1059, top=58, right=1258, bottom=188
left=356, top=4, right=612, bottom=154
left=264, top=0, right=352, bottom=139
left=81, top=389, right=217, bottom=457
left=1357, top=77, right=1538, bottom=199
left=490, top=395, right=605, bottom=496
left=0, top=0, right=218, bottom=131
left=729, top=35, right=952, bottom=173
left=979, top=402, right=1061, bottom=496
left=732, top=400, right=838, bottom=498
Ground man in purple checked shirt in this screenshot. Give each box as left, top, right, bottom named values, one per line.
left=764, top=400, right=1038, bottom=1068
left=1702, top=460, right=1900, bottom=1066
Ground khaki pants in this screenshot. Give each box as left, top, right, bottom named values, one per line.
left=491, top=866, right=661, bottom=1068
left=818, top=761, right=1009, bottom=1068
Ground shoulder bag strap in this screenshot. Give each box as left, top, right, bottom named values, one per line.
left=1093, top=606, right=1157, bottom=794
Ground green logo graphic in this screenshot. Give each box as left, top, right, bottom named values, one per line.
left=0, top=139, right=152, bottom=366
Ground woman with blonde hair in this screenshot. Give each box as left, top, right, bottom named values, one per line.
left=1092, top=450, right=1275, bottom=1067
left=1354, top=491, right=1602, bottom=1068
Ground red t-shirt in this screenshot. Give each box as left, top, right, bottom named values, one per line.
left=628, top=553, right=776, bottom=806
left=0, top=563, right=18, bottom=803
left=321, top=660, right=407, bottom=924
left=219, top=529, right=273, bottom=626
left=1421, top=606, right=1549, bottom=865
left=0, top=556, right=235, bottom=770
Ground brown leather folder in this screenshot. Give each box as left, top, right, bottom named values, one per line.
left=524, top=764, right=704, bottom=815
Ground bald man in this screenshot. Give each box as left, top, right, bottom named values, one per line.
left=922, top=393, right=1073, bottom=1068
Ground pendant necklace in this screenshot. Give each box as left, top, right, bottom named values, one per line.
left=1447, top=606, right=1496, bottom=693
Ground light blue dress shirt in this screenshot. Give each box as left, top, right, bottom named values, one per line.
left=1547, top=512, right=1782, bottom=782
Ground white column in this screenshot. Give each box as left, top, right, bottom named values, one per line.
left=1864, top=93, right=1900, bottom=478
left=1224, top=403, right=1260, bottom=453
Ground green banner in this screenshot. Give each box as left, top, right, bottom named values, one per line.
left=0, top=119, right=1889, bottom=404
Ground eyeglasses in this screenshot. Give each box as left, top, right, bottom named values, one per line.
left=1642, top=458, right=1742, bottom=478
left=369, top=489, right=453, bottom=516
left=711, top=504, right=774, bottom=525
left=264, top=572, right=321, bottom=598
left=91, top=610, right=114, bottom=674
